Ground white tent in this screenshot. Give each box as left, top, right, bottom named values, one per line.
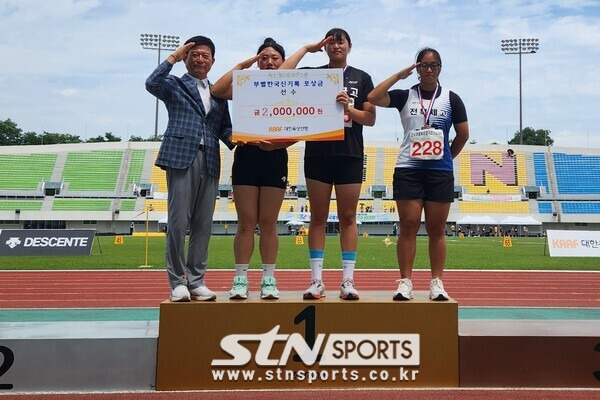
left=286, top=219, right=305, bottom=226
left=456, top=215, right=498, bottom=225
left=499, top=215, right=542, bottom=225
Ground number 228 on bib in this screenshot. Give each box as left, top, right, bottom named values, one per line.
left=409, top=128, right=444, bottom=160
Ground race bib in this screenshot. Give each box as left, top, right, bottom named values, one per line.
left=344, top=96, right=355, bottom=128
left=408, top=128, right=444, bottom=160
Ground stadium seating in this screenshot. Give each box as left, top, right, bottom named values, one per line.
left=383, top=148, right=397, bottom=187
left=0, top=153, right=56, bottom=190
left=0, top=201, right=43, bottom=211
left=125, top=150, right=146, bottom=188
left=561, top=202, right=600, bottom=214
left=145, top=199, right=167, bottom=212
left=459, top=151, right=526, bottom=194
left=363, top=147, right=376, bottom=185
left=459, top=201, right=530, bottom=214
left=533, top=153, right=550, bottom=194
left=382, top=200, right=396, bottom=213
left=537, top=202, right=553, bottom=214
left=62, top=151, right=123, bottom=191
left=280, top=200, right=297, bottom=213
left=119, top=199, right=138, bottom=212
left=52, top=199, right=112, bottom=211
left=287, top=146, right=300, bottom=186
left=553, top=153, right=600, bottom=195
left=2, top=142, right=600, bottom=228
left=227, top=200, right=236, bottom=212
left=150, top=151, right=168, bottom=193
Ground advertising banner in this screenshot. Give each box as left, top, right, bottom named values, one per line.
left=546, top=230, right=600, bottom=257
left=0, top=229, right=95, bottom=256
left=156, top=294, right=458, bottom=389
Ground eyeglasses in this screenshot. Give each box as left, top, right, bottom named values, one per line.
left=419, top=63, right=441, bottom=71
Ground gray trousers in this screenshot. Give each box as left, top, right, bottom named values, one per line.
left=165, top=149, right=217, bottom=290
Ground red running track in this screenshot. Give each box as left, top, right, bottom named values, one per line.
left=0, top=269, right=598, bottom=308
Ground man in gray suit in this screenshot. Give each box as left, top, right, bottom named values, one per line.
left=146, top=35, right=234, bottom=302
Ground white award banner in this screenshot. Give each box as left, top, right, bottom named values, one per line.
left=546, top=230, right=600, bottom=257
left=232, top=69, right=344, bottom=141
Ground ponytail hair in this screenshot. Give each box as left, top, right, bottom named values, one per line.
left=258, top=37, right=285, bottom=60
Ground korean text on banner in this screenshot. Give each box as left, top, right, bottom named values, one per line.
left=232, top=69, right=344, bottom=142
left=546, top=230, right=600, bottom=257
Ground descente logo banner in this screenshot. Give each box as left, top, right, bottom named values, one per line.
left=0, top=229, right=96, bottom=256
left=212, top=325, right=420, bottom=367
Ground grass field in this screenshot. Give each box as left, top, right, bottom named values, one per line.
left=0, top=235, right=598, bottom=271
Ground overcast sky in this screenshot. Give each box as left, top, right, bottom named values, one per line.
left=1, top=0, right=599, bottom=148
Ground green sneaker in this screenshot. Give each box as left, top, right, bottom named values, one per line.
left=260, top=276, right=280, bottom=299
left=229, top=275, right=248, bottom=299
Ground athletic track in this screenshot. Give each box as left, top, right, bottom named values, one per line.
left=0, top=269, right=598, bottom=308
left=1, top=269, right=598, bottom=400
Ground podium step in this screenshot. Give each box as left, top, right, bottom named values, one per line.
left=156, top=291, right=459, bottom=390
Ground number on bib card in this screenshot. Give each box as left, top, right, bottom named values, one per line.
left=408, top=128, right=444, bottom=160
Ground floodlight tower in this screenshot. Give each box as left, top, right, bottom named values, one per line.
left=140, top=34, right=180, bottom=140
left=500, top=38, right=540, bottom=144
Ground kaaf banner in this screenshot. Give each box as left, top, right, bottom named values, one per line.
left=546, top=230, right=600, bottom=257
left=0, top=229, right=95, bottom=256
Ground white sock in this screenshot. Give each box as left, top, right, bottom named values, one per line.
left=310, top=259, right=323, bottom=280
left=342, top=260, right=355, bottom=280
left=342, top=251, right=356, bottom=280
left=262, top=264, right=275, bottom=278
left=235, top=264, right=248, bottom=277
left=309, top=249, right=324, bottom=280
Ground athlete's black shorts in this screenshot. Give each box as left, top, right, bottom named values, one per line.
left=304, top=156, right=363, bottom=185
left=393, top=168, right=454, bottom=202
left=232, top=146, right=288, bottom=189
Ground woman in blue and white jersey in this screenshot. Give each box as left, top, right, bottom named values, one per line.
left=368, top=47, right=469, bottom=302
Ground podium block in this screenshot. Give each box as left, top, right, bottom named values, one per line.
left=156, top=291, right=458, bottom=390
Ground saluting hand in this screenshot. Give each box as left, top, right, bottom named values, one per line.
left=305, top=36, right=334, bottom=53
left=170, top=42, right=196, bottom=63
left=397, top=63, right=419, bottom=80
left=237, top=52, right=264, bottom=70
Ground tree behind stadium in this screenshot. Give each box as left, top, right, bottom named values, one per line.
left=508, top=127, right=554, bottom=146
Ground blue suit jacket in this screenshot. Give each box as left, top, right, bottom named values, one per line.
left=146, top=60, right=234, bottom=178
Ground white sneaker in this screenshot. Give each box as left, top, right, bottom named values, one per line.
left=303, top=278, right=326, bottom=299
left=429, top=277, right=449, bottom=301
left=393, top=278, right=413, bottom=301
left=190, top=284, right=217, bottom=301
left=170, top=285, right=191, bottom=302
left=339, top=277, right=359, bottom=300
